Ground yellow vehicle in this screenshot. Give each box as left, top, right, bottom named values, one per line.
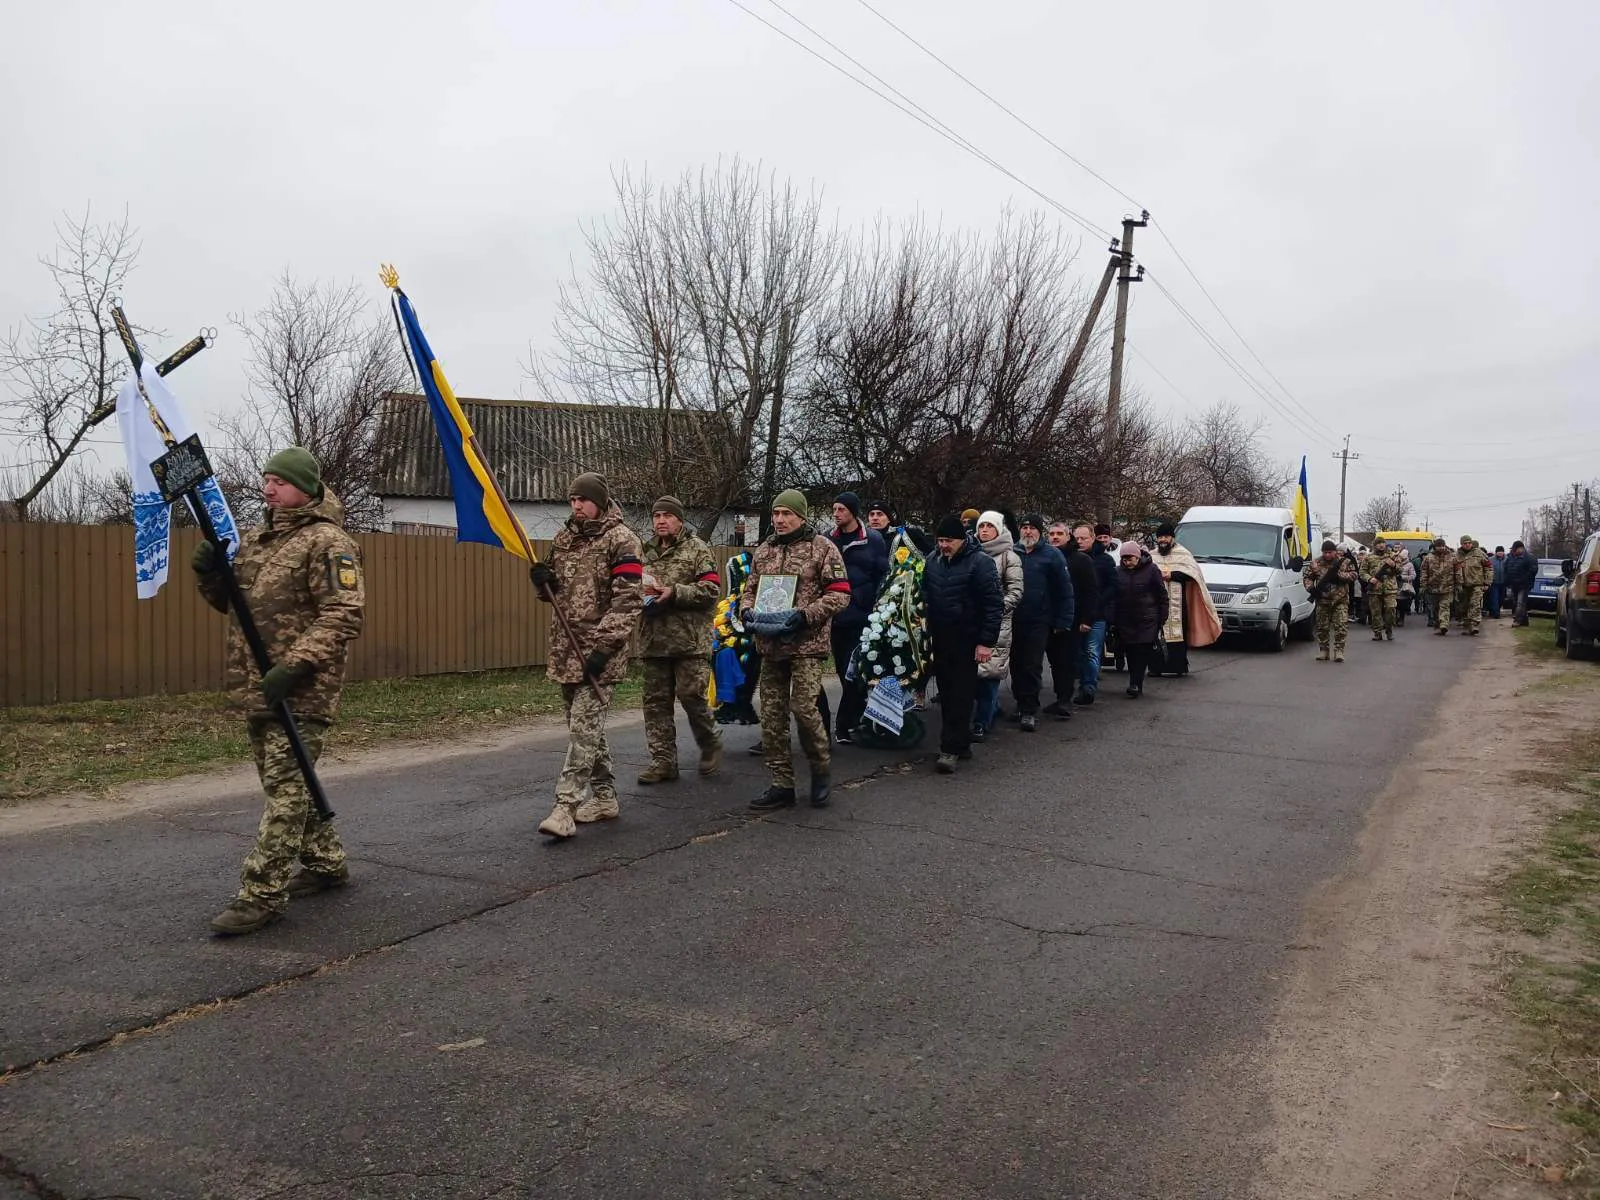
left=1377, top=530, right=1440, bottom=563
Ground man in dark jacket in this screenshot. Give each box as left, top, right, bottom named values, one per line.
left=1073, top=522, right=1118, bottom=704
left=866, top=499, right=934, bottom=555
left=1503, top=540, right=1537, bottom=626
left=827, top=491, right=889, bottom=742
left=1044, top=522, right=1097, bottom=718
left=921, top=515, right=1003, bottom=773
left=1011, top=513, right=1074, bottom=732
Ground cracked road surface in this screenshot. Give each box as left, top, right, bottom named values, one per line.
left=0, top=631, right=1476, bottom=1198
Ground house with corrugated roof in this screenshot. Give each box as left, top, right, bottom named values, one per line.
left=373, top=393, right=756, bottom=542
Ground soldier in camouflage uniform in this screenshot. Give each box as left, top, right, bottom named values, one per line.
left=739, top=488, right=850, bottom=811
left=637, top=495, right=723, bottom=784
left=1301, top=539, right=1359, bottom=661
left=1359, top=536, right=1402, bottom=642
left=530, top=473, right=644, bottom=839
left=1420, top=537, right=1461, bottom=635
left=1453, top=534, right=1492, bottom=636
left=194, top=448, right=364, bottom=936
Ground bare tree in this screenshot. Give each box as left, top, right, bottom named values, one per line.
left=218, top=274, right=410, bottom=532
left=1170, top=401, right=1287, bottom=508
left=1, top=209, right=156, bottom=520
left=1352, top=492, right=1412, bottom=534
left=546, top=159, right=839, bottom=539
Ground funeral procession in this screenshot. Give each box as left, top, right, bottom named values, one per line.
left=3, top=3, right=1599, bottom=1197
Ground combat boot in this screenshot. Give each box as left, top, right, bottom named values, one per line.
left=1317, top=647, right=1330, bottom=661
left=538, top=803, right=577, bottom=839
left=1333, top=651, right=1345, bottom=662
left=935, top=753, right=958, bottom=774
left=1385, top=630, right=1394, bottom=641
left=698, top=742, right=723, bottom=777
left=286, top=868, right=349, bottom=898
left=210, top=899, right=281, bottom=936
left=1372, top=631, right=1384, bottom=641
left=809, top=773, right=831, bottom=808
left=749, top=786, right=796, bottom=811
left=637, top=763, right=679, bottom=784
left=575, top=793, right=620, bottom=823
left=1436, top=626, right=1448, bottom=636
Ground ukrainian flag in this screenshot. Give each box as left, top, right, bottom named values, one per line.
left=387, top=276, right=531, bottom=560
left=1291, top=456, right=1311, bottom=557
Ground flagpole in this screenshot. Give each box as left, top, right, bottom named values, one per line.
left=380, top=268, right=605, bottom=703
left=112, top=303, right=336, bottom=822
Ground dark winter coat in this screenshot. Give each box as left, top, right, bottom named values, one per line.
left=1014, top=540, right=1074, bottom=630
left=828, top=521, right=890, bottom=638
left=1063, top=546, right=1101, bottom=627
left=921, top=541, right=1004, bottom=648
left=1087, top=542, right=1119, bottom=624
left=1113, top=558, right=1170, bottom=644
left=1504, top=548, right=1536, bottom=589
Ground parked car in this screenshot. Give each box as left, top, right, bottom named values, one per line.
left=1555, top=533, right=1600, bottom=659
left=1528, top=558, right=1565, bottom=615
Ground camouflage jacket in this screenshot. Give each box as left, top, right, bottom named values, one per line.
left=1359, top=548, right=1403, bottom=595
left=1456, top=546, right=1492, bottom=588
left=1301, top=553, right=1358, bottom=603
left=1420, top=549, right=1461, bottom=593
left=638, top=531, right=720, bottom=658
left=543, top=507, right=644, bottom=685
left=197, top=489, right=364, bottom=721
left=739, top=529, right=851, bottom=660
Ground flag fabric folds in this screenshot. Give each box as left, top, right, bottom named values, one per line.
left=116, top=361, right=239, bottom=599
left=1291, top=455, right=1311, bottom=557
left=391, top=289, right=530, bottom=560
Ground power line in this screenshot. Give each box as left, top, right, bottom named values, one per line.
left=851, top=0, right=1146, bottom=211
left=727, top=0, right=1110, bottom=242
left=844, top=0, right=1335, bottom=442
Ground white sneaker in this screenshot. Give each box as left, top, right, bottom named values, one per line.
left=538, top=804, right=577, bottom=839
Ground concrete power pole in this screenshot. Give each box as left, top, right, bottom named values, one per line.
left=1332, top=435, right=1359, bottom=541
left=1101, top=209, right=1148, bottom=527
left=1393, top=483, right=1407, bottom=529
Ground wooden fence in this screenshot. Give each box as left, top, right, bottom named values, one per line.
left=1, top=523, right=742, bottom=708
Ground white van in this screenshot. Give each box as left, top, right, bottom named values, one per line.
left=1176, top=505, right=1319, bottom=651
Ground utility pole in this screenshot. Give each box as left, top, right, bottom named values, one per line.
left=1577, top=482, right=1584, bottom=553
left=1331, top=435, right=1359, bottom=541
left=1101, top=209, right=1148, bottom=526
left=1586, top=486, right=1593, bottom=532
left=1393, top=483, right=1407, bottom=529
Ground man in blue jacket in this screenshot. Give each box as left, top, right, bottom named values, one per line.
left=1010, top=513, right=1074, bottom=732
left=1072, top=522, right=1119, bottom=705
left=827, top=491, right=889, bottom=742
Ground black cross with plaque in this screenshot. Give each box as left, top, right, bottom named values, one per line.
left=113, top=304, right=334, bottom=821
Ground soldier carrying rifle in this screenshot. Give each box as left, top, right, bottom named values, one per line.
left=1302, top=539, right=1359, bottom=662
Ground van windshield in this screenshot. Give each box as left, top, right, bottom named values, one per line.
left=1176, top=522, right=1284, bottom=567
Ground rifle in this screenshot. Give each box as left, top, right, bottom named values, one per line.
left=112, top=303, right=335, bottom=822
left=1310, top=553, right=1356, bottom=601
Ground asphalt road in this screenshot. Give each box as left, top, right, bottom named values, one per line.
left=0, top=624, right=1478, bottom=1199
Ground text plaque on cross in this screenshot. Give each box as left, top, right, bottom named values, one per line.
left=151, top=434, right=215, bottom=503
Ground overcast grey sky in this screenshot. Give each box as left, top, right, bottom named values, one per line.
left=4, top=0, right=1596, bottom=542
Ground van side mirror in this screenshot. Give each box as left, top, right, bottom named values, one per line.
left=1288, top=555, right=1304, bottom=572
left=1562, top=559, right=1577, bottom=579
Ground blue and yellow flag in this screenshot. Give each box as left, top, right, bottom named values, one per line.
left=1290, top=455, right=1311, bottom=557
left=386, top=271, right=531, bottom=560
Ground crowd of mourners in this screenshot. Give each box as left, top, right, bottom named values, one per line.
left=533, top=484, right=1228, bottom=839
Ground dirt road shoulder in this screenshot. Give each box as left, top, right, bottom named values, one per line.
left=1252, top=620, right=1600, bottom=1200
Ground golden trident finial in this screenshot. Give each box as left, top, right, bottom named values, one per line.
left=378, top=263, right=400, bottom=290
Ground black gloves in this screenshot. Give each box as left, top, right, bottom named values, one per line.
left=192, top=541, right=219, bottom=575
left=530, top=563, right=558, bottom=593
left=260, top=662, right=310, bottom=706
left=779, top=609, right=806, bottom=635
left=583, top=649, right=611, bottom=681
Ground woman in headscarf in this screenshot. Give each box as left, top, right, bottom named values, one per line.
left=1113, top=540, right=1170, bottom=697
left=971, top=510, right=1023, bottom=740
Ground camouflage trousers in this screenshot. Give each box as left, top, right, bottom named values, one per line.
left=642, top=656, right=720, bottom=769
left=1314, top=597, right=1350, bottom=653
left=759, top=654, right=830, bottom=788
left=1368, top=591, right=1396, bottom=634
left=1425, top=591, right=1452, bottom=627
left=239, top=716, right=345, bottom=912
left=555, top=683, right=617, bottom=812
left=1455, top=586, right=1485, bottom=633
